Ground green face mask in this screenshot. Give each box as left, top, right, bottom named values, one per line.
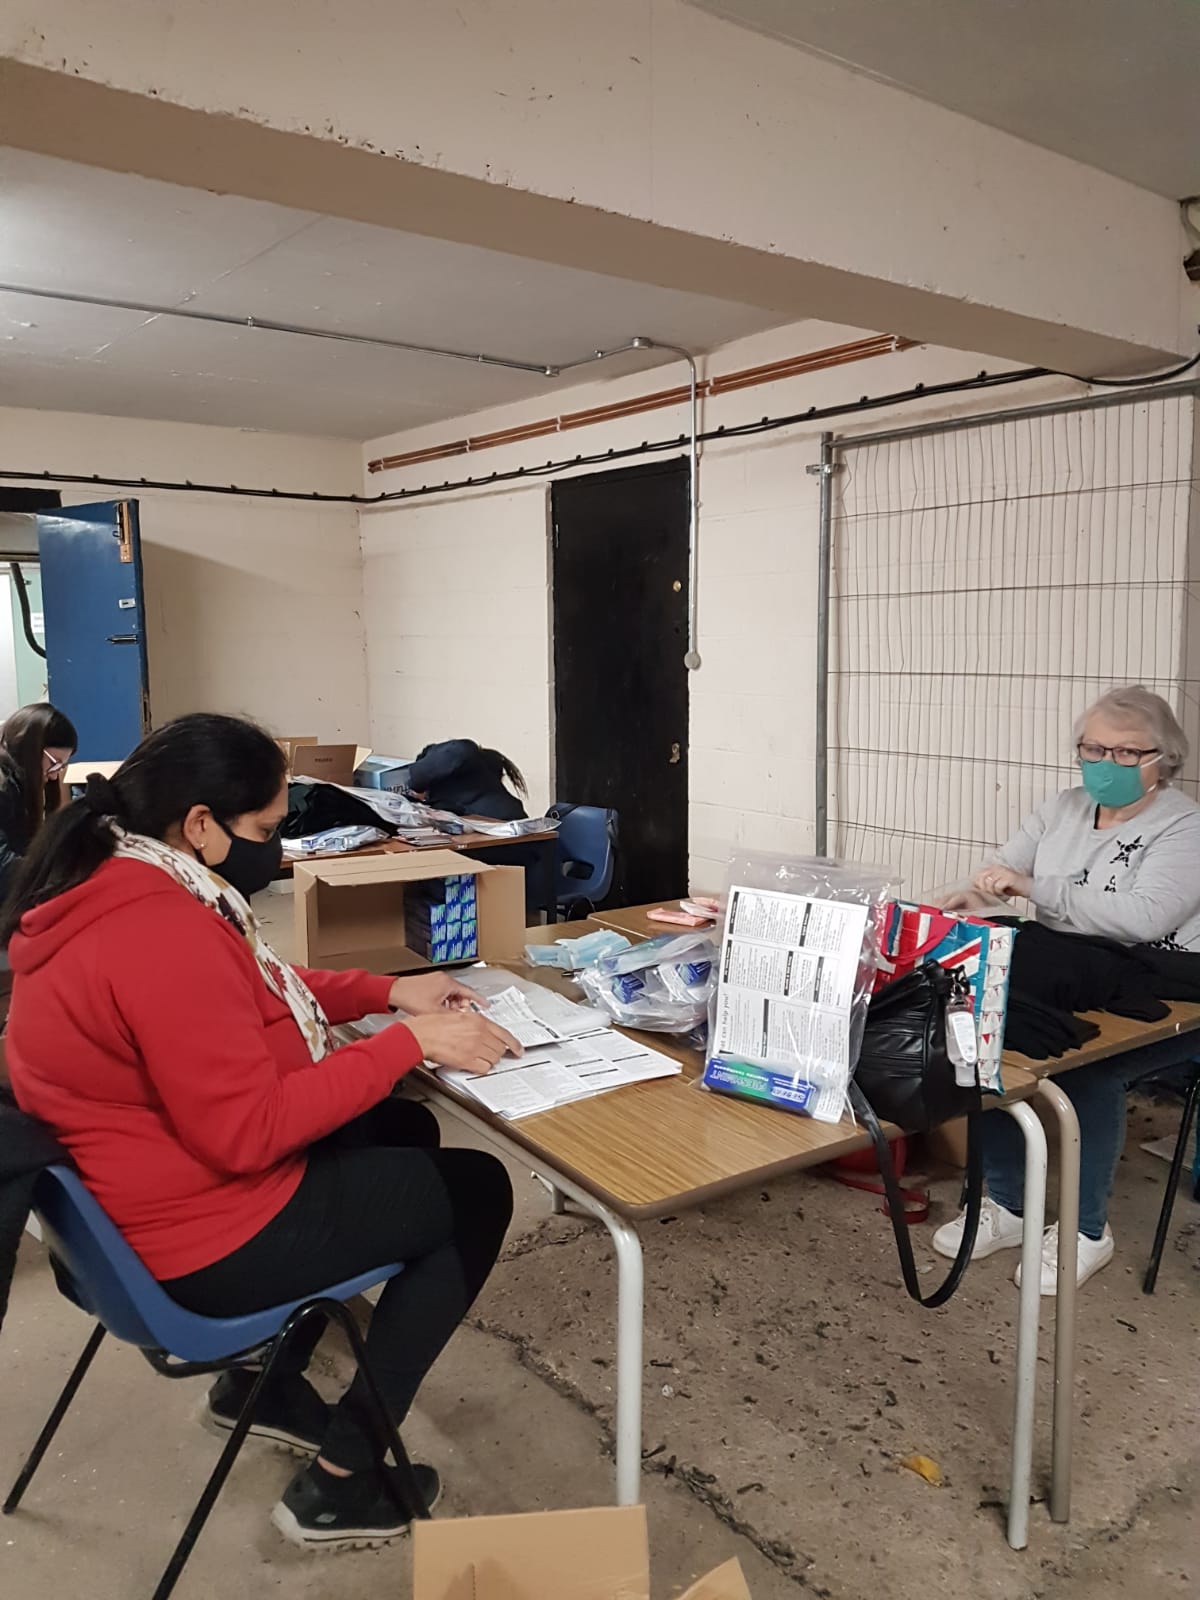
left=1080, top=759, right=1148, bottom=808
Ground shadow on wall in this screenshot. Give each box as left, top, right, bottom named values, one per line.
left=140, top=544, right=367, bottom=736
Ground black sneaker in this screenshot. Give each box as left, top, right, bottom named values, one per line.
left=202, top=1368, right=330, bottom=1457
left=271, top=1461, right=441, bottom=1551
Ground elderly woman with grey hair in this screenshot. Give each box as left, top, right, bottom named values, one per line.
left=935, top=685, right=1200, bottom=1292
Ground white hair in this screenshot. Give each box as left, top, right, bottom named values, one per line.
left=1074, top=685, right=1188, bottom=782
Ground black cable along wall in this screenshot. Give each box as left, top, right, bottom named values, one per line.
left=2, top=352, right=1196, bottom=509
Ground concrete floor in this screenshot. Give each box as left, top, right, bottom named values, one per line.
left=3, top=887, right=1196, bottom=1599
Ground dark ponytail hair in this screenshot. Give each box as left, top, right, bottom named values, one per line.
left=482, top=748, right=528, bottom=798
left=1, top=713, right=287, bottom=942
left=0, top=702, right=78, bottom=840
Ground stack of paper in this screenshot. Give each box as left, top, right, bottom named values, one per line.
left=441, top=1025, right=681, bottom=1119
left=356, top=974, right=681, bottom=1119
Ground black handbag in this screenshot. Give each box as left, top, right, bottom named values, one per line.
left=849, top=962, right=985, bottom=1308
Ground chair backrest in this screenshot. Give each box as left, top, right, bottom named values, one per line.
left=549, top=804, right=618, bottom=903
left=33, top=1167, right=180, bottom=1350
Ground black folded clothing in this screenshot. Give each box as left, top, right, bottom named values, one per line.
left=1003, top=992, right=1101, bottom=1061
left=1002, top=919, right=1169, bottom=1023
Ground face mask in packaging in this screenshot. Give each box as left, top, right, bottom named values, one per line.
left=524, top=929, right=632, bottom=970
left=577, top=933, right=718, bottom=1035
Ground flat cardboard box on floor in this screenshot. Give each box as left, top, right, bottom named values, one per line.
left=413, top=1506, right=751, bottom=1600
left=292, top=848, right=525, bottom=972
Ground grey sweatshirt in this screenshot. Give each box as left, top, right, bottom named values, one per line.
left=996, top=785, right=1200, bottom=951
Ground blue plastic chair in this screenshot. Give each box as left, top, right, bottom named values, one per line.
left=4, top=1166, right=426, bottom=1600
left=548, top=803, right=619, bottom=915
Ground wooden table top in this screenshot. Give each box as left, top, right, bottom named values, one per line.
left=413, top=938, right=1040, bottom=1221
left=1002, top=999, right=1200, bottom=1078
left=522, top=918, right=602, bottom=947
left=591, top=901, right=721, bottom=941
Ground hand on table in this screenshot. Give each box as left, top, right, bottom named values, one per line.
left=406, top=1011, right=523, bottom=1076
left=388, top=972, right=476, bottom=1015
left=971, top=864, right=1033, bottom=901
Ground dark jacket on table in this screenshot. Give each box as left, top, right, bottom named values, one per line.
left=407, top=740, right=527, bottom=822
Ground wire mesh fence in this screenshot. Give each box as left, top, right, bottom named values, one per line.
left=827, top=388, right=1199, bottom=897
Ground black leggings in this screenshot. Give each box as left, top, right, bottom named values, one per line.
left=164, top=1099, right=513, bottom=1472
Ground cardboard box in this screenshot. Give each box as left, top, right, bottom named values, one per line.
left=922, top=1116, right=968, bottom=1170
left=404, top=873, right=479, bottom=964
left=291, top=743, right=371, bottom=786
left=293, top=848, right=525, bottom=972
left=277, top=735, right=318, bottom=773
left=413, top=1505, right=751, bottom=1600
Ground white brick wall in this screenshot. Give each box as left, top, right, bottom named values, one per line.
left=359, top=488, right=553, bottom=802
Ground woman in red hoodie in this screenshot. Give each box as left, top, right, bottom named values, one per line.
left=4, top=713, right=520, bottom=1550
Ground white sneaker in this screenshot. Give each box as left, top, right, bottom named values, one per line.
left=932, top=1197, right=1024, bottom=1260
left=1015, top=1222, right=1114, bottom=1296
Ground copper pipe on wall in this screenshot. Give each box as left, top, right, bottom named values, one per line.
left=367, top=333, right=915, bottom=473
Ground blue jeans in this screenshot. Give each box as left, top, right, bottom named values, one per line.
left=983, top=1036, right=1200, bottom=1240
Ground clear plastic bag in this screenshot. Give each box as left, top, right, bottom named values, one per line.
left=701, top=852, right=897, bottom=1123
left=578, top=931, right=717, bottom=1034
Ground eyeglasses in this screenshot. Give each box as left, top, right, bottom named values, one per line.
left=44, top=757, right=67, bottom=778
left=1076, top=741, right=1160, bottom=768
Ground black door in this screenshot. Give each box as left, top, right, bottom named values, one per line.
left=552, top=459, right=690, bottom=905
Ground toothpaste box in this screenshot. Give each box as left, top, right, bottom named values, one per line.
left=404, top=874, right=479, bottom=965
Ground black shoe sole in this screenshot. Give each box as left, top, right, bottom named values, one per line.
left=199, top=1402, right=321, bottom=1459
left=270, top=1474, right=442, bottom=1552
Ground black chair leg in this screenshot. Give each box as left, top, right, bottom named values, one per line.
left=1143, top=1073, right=1200, bottom=1296
left=4, top=1321, right=106, bottom=1514
left=149, top=1303, right=319, bottom=1600
left=323, top=1299, right=430, bottom=1522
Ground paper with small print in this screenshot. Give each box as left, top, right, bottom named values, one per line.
left=480, top=986, right=564, bottom=1048
left=711, top=886, right=869, bottom=1120
left=439, top=1029, right=681, bottom=1119
left=353, top=967, right=680, bottom=1120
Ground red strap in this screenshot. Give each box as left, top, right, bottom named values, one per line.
left=829, top=1169, right=931, bottom=1224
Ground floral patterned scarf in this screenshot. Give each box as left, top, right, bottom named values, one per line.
left=113, top=828, right=335, bottom=1060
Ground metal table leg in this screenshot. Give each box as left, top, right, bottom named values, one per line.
left=1034, top=1079, right=1080, bottom=1524
left=1001, top=1100, right=1048, bottom=1552
left=431, top=1096, right=645, bottom=1503
left=522, top=1172, right=645, bottom=1501
left=533, top=1174, right=569, bottom=1215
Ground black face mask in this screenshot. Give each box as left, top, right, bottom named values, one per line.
left=211, top=822, right=283, bottom=900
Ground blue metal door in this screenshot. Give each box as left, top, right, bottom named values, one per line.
left=36, top=500, right=150, bottom=760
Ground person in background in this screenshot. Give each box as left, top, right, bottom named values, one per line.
left=935, top=685, right=1200, bottom=1292
left=5, top=713, right=520, bottom=1550
left=407, top=738, right=528, bottom=822
left=0, top=703, right=77, bottom=902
